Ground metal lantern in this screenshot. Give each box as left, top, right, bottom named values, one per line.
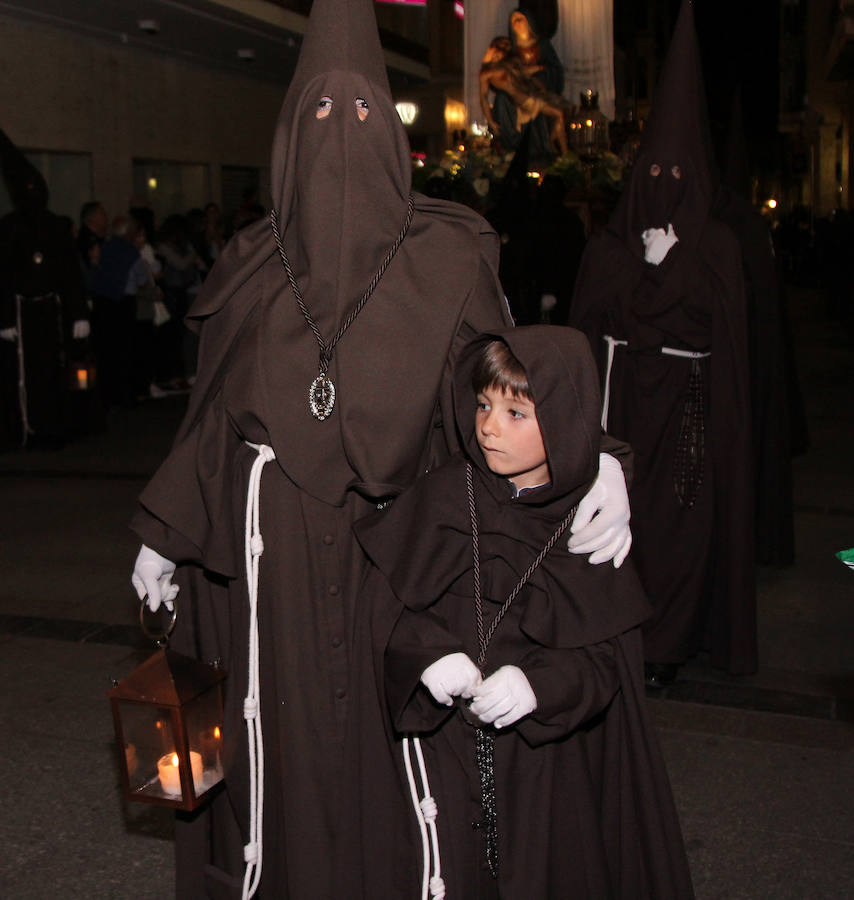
left=109, top=635, right=226, bottom=811
left=569, top=90, right=610, bottom=157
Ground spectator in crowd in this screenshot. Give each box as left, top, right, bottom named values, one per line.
left=90, top=215, right=149, bottom=407
left=204, top=201, right=226, bottom=263
left=77, top=200, right=108, bottom=282
left=129, top=207, right=168, bottom=400
left=155, top=213, right=204, bottom=386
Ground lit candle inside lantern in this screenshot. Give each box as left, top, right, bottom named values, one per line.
left=76, top=368, right=88, bottom=390
left=198, top=725, right=223, bottom=768
left=157, top=750, right=204, bottom=796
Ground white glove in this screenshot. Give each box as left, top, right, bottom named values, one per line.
left=131, top=544, right=179, bottom=612
left=421, top=652, right=483, bottom=707
left=0, top=327, right=17, bottom=343
left=642, top=223, right=678, bottom=265
left=72, top=319, right=91, bottom=340
left=469, top=665, right=537, bottom=729
left=568, top=453, right=632, bottom=568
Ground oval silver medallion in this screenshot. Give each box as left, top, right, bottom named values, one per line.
left=309, top=373, right=335, bottom=421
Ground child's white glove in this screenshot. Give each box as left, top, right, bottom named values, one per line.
left=469, top=665, right=537, bottom=729
left=131, top=544, right=179, bottom=612
left=421, top=652, right=482, bottom=706
left=642, top=223, right=679, bottom=265
left=568, top=453, right=632, bottom=567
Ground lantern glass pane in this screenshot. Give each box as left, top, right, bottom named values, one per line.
left=184, top=687, right=225, bottom=790
left=117, top=702, right=182, bottom=798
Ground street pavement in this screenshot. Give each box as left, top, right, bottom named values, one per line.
left=0, top=284, right=852, bottom=898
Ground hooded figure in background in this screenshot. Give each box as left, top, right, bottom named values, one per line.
left=128, top=0, right=632, bottom=896
left=355, top=326, right=694, bottom=898
left=570, top=0, right=757, bottom=681
left=0, top=129, right=88, bottom=448
left=711, top=87, right=804, bottom=566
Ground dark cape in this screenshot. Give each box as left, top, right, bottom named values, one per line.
left=130, top=1, right=515, bottom=896
left=570, top=0, right=756, bottom=675
left=354, top=326, right=694, bottom=898
left=711, top=88, right=797, bottom=566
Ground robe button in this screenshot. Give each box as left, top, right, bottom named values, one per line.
left=331, top=636, right=342, bottom=648
left=328, top=584, right=340, bottom=596
left=323, top=534, right=335, bottom=545
left=335, top=688, right=346, bottom=700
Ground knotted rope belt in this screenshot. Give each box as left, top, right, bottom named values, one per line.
left=602, top=335, right=711, bottom=509
left=241, top=442, right=275, bottom=900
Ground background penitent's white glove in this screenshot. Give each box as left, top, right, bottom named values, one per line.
left=72, top=319, right=91, bottom=340
left=131, top=544, right=179, bottom=612
left=0, top=327, right=18, bottom=343
left=469, top=665, right=537, bottom=729
left=568, top=453, right=632, bottom=568
left=642, top=223, right=679, bottom=265
left=421, top=652, right=483, bottom=706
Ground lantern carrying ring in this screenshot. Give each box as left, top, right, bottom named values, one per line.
left=139, top=596, right=178, bottom=644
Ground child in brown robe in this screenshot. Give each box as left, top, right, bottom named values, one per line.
left=355, top=325, right=694, bottom=898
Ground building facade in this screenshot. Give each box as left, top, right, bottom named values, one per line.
left=0, top=0, right=460, bottom=227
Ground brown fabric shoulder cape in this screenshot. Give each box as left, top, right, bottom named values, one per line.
left=134, top=191, right=511, bottom=575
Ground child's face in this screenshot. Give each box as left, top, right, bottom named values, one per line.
left=475, top=386, right=550, bottom=490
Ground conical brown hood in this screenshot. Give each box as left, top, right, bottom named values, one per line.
left=269, top=0, right=412, bottom=322
left=609, top=0, right=714, bottom=251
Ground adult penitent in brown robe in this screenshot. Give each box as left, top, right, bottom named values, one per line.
left=355, top=326, right=694, bottom=898
left=129, top=0, right=517, bottom=895
left=570, top=0, right=756, bottom=675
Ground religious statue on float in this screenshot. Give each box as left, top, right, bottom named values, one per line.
left=479, top=8, right=571, bottom=165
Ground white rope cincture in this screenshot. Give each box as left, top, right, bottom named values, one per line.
left=660, top=346, right=711, bottom=359
left=14, top=295, right=33, bottom=447
left=601, top=336, right=711, bottom=430
left=601, top=335, right=627, bottom=431
left=402, top=736, right=445, bottom=900
left=242, top=442, right=275, bottom=900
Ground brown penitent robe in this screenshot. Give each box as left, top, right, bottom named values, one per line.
left=570, top=0, right=756, bottom=675
left=129, top=0, right=516, bottom=896
left=354, top=326, right=694, bottom=898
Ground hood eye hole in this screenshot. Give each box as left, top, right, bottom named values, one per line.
left=316, top=95, right=333, bottom=119
left=671, top=165, right=682, bottom=180
left=355, top=97, right=369, bottom=121
left=649, top=163, right=661, bottom=177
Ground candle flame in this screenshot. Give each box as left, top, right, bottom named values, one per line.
left=170, top=752, right=179, bottom=766
left=214, top=726, right=221, bottom=739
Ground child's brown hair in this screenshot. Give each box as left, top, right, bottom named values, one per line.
left=471, top=339, right=534, bottom=401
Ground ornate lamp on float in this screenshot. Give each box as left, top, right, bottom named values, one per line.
left=569, top=90, right=610, bottom=157
left=108, top=602, right=226, bottom=811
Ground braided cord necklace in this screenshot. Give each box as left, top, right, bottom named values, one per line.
left=270, top=194, right=415, bottom=420
left=465, top=461, right=577, bottom=879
